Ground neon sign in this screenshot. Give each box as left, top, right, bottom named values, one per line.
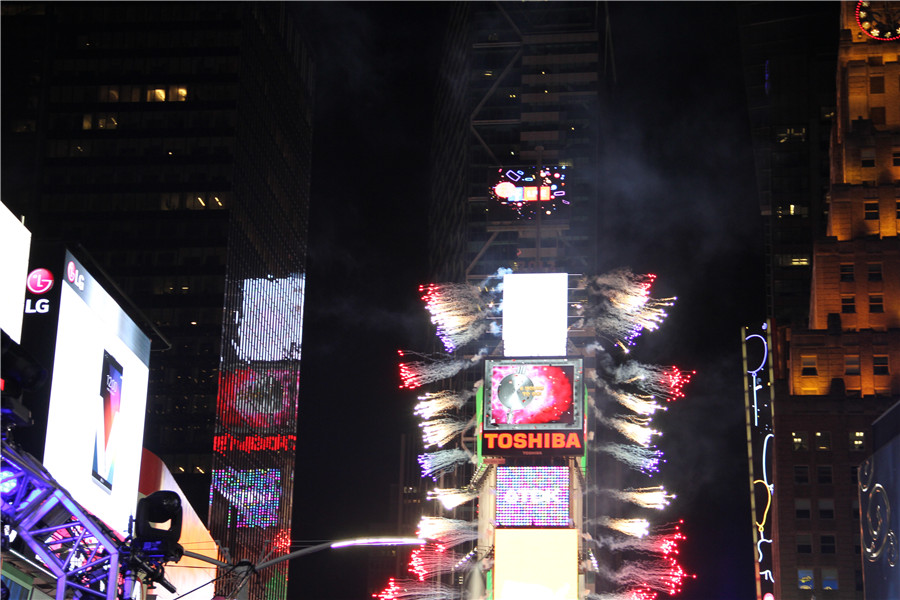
left=743, top=323, right=775, bottom=598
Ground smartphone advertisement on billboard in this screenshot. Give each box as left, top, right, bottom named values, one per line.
left=20, top=246, right=151, bottom=534
left=481, top=358, right=585, bottom=457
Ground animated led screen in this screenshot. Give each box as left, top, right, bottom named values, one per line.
left=489, top=165, right=570, bottom=221
left=496, top=466, right=570, bottom=527
left=482, top=358, right=584, bottom=456
left=40, top=250, right=151, bottom=534
left=211, top=468, right=281, bottom=528
left=493, top=528, right=578, bottom=600
left=0, top=201, right=31, bottom=344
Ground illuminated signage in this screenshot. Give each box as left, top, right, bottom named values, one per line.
left=493, top=529, right=578, bottom=600
left=211, top=468, right=281, bottom=528
left=1, top=202, right=31, bottom=343
left=218, top=367, right=300, bottom=432
left=743, top=323, right=775, bottom=600
left=488, top=165, right=570, bottom=221
left=502, top=273, right=568, bottom=358
left=23, top=247, right=151, bottom=535
left=496, top=466, right=570, bottom=527
left=213, top=433, right=296, bottom=453
left=481, top=358, right=585, bottom=457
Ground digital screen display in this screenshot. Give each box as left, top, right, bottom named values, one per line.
left=496, top=466, right=570, bottom=527
left=234, top=275, right=305, bottom=362
left=41, top=250, right=151, bottom=534
left=481, top=358, right=584, bottom=457
left=0, top=201, right=31, bottom=344
left=488, top=165, right=570, bottom=221
left=211, top=468, right=281, bottom=528
left=493, top=529, right=578, bottom=600
left=502, top=273, right=568, bottom=358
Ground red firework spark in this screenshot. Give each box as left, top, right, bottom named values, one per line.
left=407, top=543, right=447, bottom=581
left=373, top=577, right=401, bottom=600
left=665, top=367, right=695, bottom=402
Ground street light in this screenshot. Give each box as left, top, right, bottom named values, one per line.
left=182, top=536, right=426, bottom=599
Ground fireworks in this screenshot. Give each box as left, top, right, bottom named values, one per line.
left=593, top=554, right=694, bottom=597
left=398, top=349, right=486, bottom=390
left=599, top=412, right=662, bottom=447
left=610, top=362, right=694, bottom=403
left=408, top=543, right=459, bottom=581
left=592, top=516, right=650, bottom=538
left=414, top=390, right=474, bottom=420
left=373, top=578, right=460, bottom=600
left=417, top=449, right=473, bottom=480
left=427, top=486, right=479, bottom=510
left=599, top=486, right=675, bottom=510
left=419, top=282, right=495, bottom=351
left=583, top=270, right=675, bottom=347
left=416, top=517, right=478, bottom=547
left=419, top=416, right=473, bottom=448
left=594, top=442, right=663, bottom=475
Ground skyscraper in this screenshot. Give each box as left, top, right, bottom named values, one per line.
left=1, top=4, right=314, bottom=599
left=741, top=3, right=899, bottom=599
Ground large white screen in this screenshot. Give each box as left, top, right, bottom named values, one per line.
left=0, top=202, right=31, bottom=343
left=493, top=528, right=579, bottom=600
left=42, top=255, right=150, bottom=534
left=502, top=273, right=568, bottom=357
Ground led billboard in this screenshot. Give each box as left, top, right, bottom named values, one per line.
left=493, top=528, right=579, bottom=600
left=495, top=466, right=570, bottom=527
left=488, top=166, right=570, bottom=221
left=0, top=202, right=31, bottom=344
left=502, top=272, right=568, bottom=358
left=21, top=247, right=151, bottom=535
left=481, top=358, right=584, bottom=457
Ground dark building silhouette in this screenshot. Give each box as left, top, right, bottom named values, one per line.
left=1, top=3, right=314, bottom=599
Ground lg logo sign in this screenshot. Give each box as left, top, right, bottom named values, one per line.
left=25, top=268, right=54, bottom=314
left=66, top=261, right=85, bottom=291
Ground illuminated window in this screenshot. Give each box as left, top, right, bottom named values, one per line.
left=818, top=498, right=834, bottom=519
left=795, top=499, right=811, bottom=519
left=798, top=569, right=814, bottom=590
left=845, top=354, right=860, bottom=375
left=801, top=355, right=818, bottom=376
left=796, top=533, right=812, bottom=553
left=869, top=294, right=884, bottom=313
left=868, top=263, right=883, bottom=281
left=864, top=201, right=879, bottom=220
left=822, top=567, right=838, bottom=590
left=82, top=114, right=92, bottom=130
left=820, top=534, right=836, bottom=553
left=815, top=432, right=832, bottom=451
left=840, top=263, right=854, bottom=281
left=794, top=465, right=809, bottom=484
left=147, top=88, right=166, bottom=102
left=850, top=431, right=865, bottom=451
left=792, top=431, right=808, bottom=451
left=841, top=296, right=856, bottom=314
left=98, top=85, right=119, bottom=102
left=817, top=465, right=833, bottom=484
left=169, top=85, right=188, bottom=101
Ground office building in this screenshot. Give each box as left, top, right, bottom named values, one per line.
left=1, top=4, right=313, bottom=599
left=741, top=3, right=899, bottom=599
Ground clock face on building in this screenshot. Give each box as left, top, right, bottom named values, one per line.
left=856, top=1, right=900, bottom=41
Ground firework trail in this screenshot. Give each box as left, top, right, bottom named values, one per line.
left=419, top=416, right=473, bottom=448
left=595, top=486, right=675, bottom=510
left=414, top=389, right=474, bottom=420
left=589, top=516, right=650, bottom=538
left=585, top=522, right=687, bottom=554
left=609, top=362, right=694, bottom=403
left=598, top=412, right=661, bottom=447
left=592, top=555, right=694, bottom=597
left=419, top=282, right=497, bottom=352
left=417, top=449, right=473, bottom=480
left=582, top=269, right=675, bottom=347
left=373, top=578, right=460, bottom=600
left=427, top=486, right=479, bottom=510
left=591, top=377, right=665, bottom=416
left=586, top=592, right=657, bottom=600
left=408, top=543, right=461, bottom=581
left=398, top=349, right=487, bottom=390
left=593, top=443, right=663, bottom=475
left=416, top=517, right=478, bottom=547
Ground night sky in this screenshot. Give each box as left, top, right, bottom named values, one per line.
left=289, top=3, right=767, bottom=599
